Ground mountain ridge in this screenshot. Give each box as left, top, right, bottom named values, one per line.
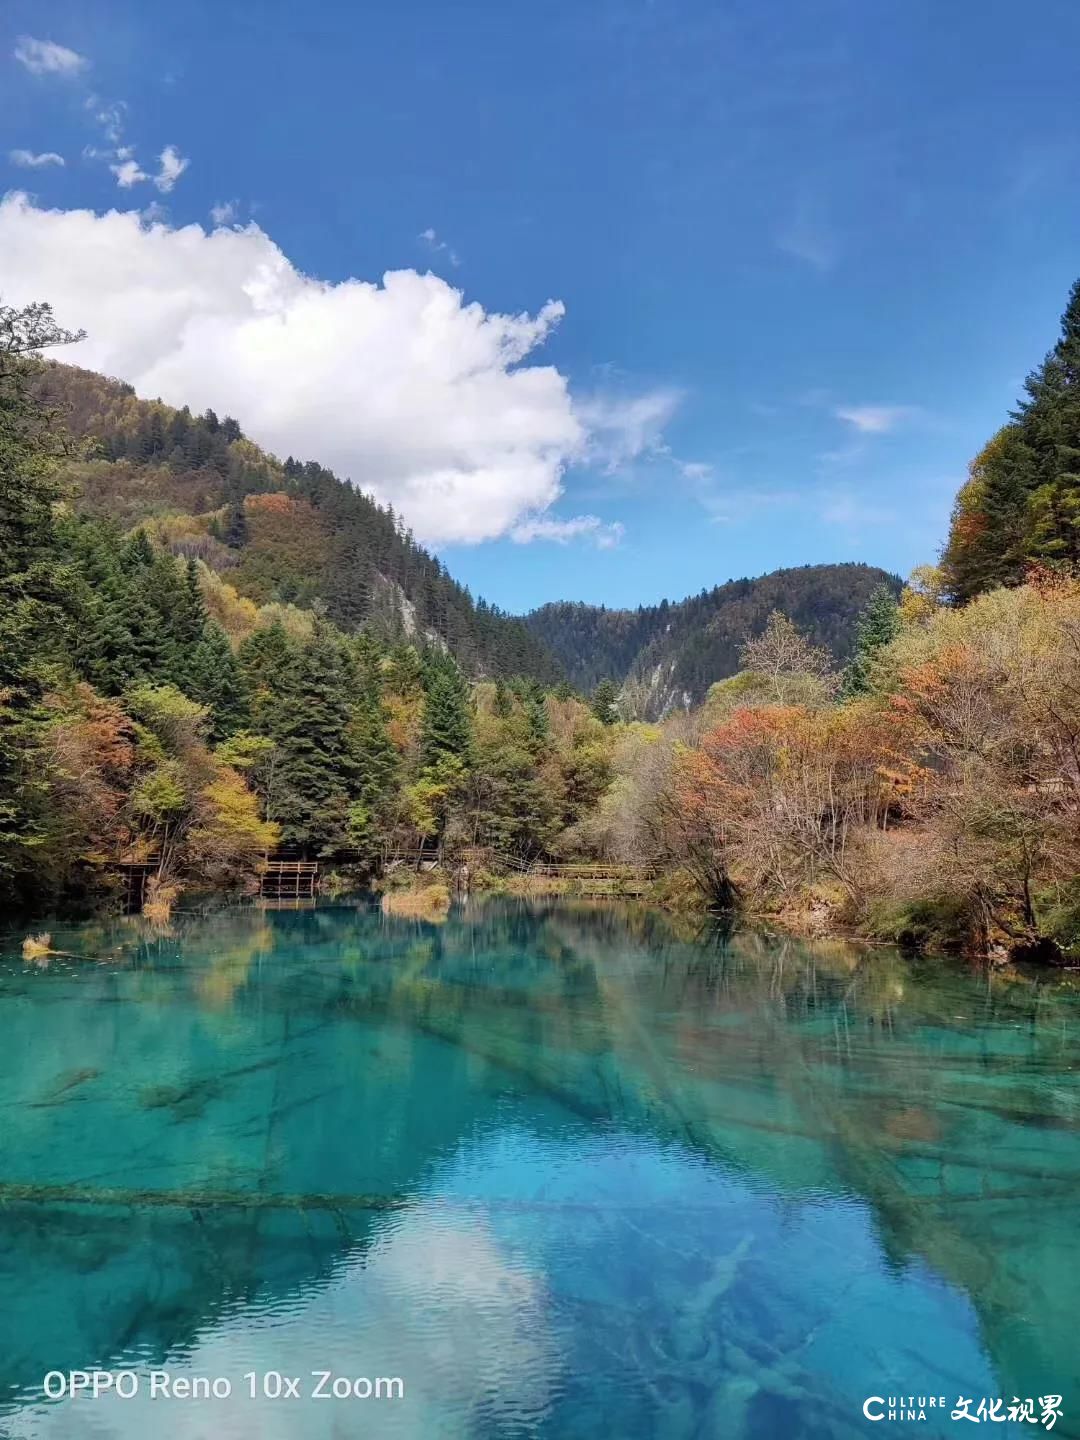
left=41, top=362, right=894, bottom=702
left=36, top=361, right=563, bottom=683
left=524, top=562, right=901, bottom=713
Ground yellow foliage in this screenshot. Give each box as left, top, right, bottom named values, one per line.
left=381, top=883, right=451, bottom=920
left=189, top=765, right=281, bottom=873
left=200, top=568, right=260, bottom=644
left=255, top=603, right=316, bottom=644
left=141, top=512, right=214, bottom=547
left=385, top=692, right=423, bottom=754
left=143, top=878, right=180, bottom=925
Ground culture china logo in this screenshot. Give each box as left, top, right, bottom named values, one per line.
left=861, top=1396, right=1063, bottom=1428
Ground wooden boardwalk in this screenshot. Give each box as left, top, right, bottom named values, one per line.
left=458, top=850, right=658, bottom=895
left=260, top=860, right=319, bottom=899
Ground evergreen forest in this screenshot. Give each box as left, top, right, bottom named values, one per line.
left=6, top=280, right=1080, bottom=964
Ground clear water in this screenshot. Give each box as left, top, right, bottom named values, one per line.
left=1, top=898, right=1078, bottom=1439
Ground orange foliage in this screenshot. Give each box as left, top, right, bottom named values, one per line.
left=44, top=684, right=138, bottom=868
left=676, top=702, right=922, bottom=902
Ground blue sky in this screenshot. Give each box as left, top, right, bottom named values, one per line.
left=3, top=0, right=1080, bottom=612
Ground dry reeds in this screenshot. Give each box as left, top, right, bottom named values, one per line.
left=381, top=883, right=451, bottom=921
left=143, top=877, right=181, bottom=925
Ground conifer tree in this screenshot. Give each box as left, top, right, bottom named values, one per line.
left=346, top=634, right=399, bottom=858
left=255, top=624, right=360, bottom=849
left=943, top=277, right=1080, bottom=598
left=591, top=678, right=619, bottom=725
left=421, top=656, right=473, bottom=768
left=493, top=679, right=513, bottom=718
left=224, top=500, right=247, bottom=549
left=0, top=301, right=84, bottom=893
left=238, top=621, right=294, bottom=727
left=187, top=622, right=249, bottom=739
left=841, top=585, right=901, bottom=698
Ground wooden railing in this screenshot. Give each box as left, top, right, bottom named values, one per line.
left=526, top=862, right=658, bottom=879
left=261, top=860, right=319, bottom=899
left=253, top=850, right=655, bottom=900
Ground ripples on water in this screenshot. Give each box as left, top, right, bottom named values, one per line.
left=0, top=898, right=1078, bottom=1438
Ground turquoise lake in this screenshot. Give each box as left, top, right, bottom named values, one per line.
left=0, top=897, right=1078, bottom=1438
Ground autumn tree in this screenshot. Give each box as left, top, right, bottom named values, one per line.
left=942, top=277, right=1080, bottom=600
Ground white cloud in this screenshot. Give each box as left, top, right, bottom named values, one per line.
left=679, top=460, right=712, bottom=481
left=419, top=225, right=461, bottom=268
left=3, top=1200, right=557, bottom=1440
left=85, top=96, right=126, bottom=146
left=110, top=157, right=149, bottom=188
left=0, top=194, right=659, bottom=545
left=9, top=149, right=65, bottom=168
left=155, top=144, right=189, bottom=193
left=511, top=514, right=625, bottom=548
left=210, top=200, right=238, bottom=226
left=14, top=36, right=87, bottom=76
left=105, top=145, right=188, bottom=192
left=576, top=387, right=682, bottom=470
left=834, top=404, right=915, bottom=434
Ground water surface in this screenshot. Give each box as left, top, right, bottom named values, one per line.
left=1, top=899, right=1078, bottom=1438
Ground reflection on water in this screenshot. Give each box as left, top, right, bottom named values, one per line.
left=0, top=899, right=1078, bottom=1438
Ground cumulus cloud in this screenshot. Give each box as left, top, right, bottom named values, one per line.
left=834, top=404, right=915, bottom=434
left=0, top=195, right=662, bottom=544
left=210, top=199, right=238, bottom=226
left=110, top=157, right=148, bottom=188
left=511, top=514, right=625, bottom=548
left=14, top=36, right=87, bottom=76
left=155, top=144, right=189, bottom=193
left=107, top=146, right=188, bottom=192
left=9, top=149, right=65, bottom=168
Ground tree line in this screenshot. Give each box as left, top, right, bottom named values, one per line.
left=8, top=280, right=1080, bottom=962
left=32, top=363, right=561, bottom=684
left=525, top=562, right=900, bottom=709
left=0, top=304, right=620, bottom=912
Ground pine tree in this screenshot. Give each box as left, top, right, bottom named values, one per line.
left=841, top=585, right=901, bottom=698
left=224, top=500, right=248, bottom=549
left=421, top=656, right=473, bottom=768
left=591, top=678, right=619, bottom=725
left=347, top=634, right=399, bottom=858
left=177, top=559, right=208, bottom=645
left=493, top=679, right=513, bottom=718
left=0, top=302, right=84, bottom=894
left=944, top=277, right=1080, bottom=598
left=187, top=623, right=249, bottom=738
left=238, top=620, right=295, bottom=728
left=254, top=624, right=360, bottom=850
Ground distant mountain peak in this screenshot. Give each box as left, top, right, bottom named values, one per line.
left=524, top=562, right=901, bottom=715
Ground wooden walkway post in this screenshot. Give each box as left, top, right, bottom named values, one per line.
left=260, top=860, right=319, bottom=899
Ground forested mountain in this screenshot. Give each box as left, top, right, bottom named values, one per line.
left=32, top=363, right=562, bottom=684
left=11, top=300, right=1080, bottom=961
left=526, top=563, right=901, bottom=714
left=38, top=364, right=895, bottom=713
left=2, top=307, right=612, bottom=908
left=942, top=278, right=1080, bottom=601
